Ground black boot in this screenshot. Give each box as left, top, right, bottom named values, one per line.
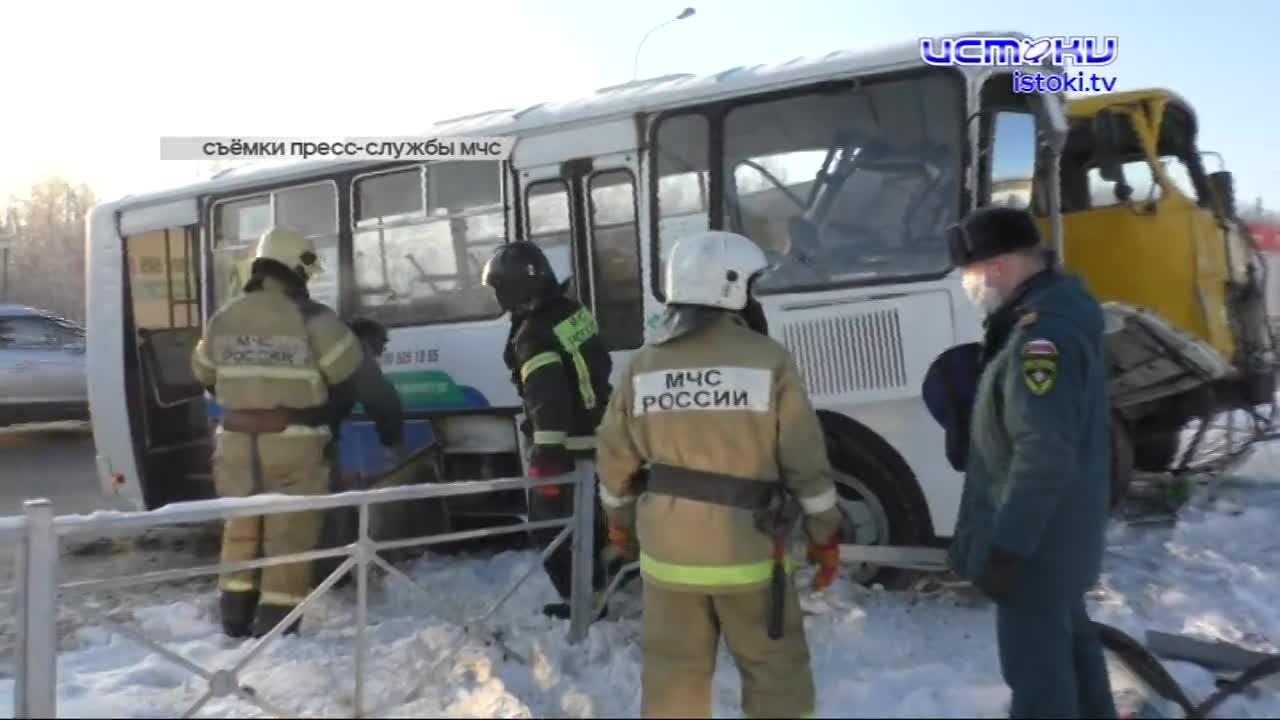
left=541, top=594, right=607, bottom=621
left=252, top=604, right=302, bottom=638
left=220, top=590, right=259, bottom=639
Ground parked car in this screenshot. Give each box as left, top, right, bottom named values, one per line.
left=0, top=304, right=89, bottom=426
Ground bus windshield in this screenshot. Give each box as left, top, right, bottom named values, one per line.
left=653, top=70, right=965, bottom=295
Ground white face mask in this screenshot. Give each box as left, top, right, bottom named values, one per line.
left=962, top=270, right=1003, bottom=315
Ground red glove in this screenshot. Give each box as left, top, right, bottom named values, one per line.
left=528, top=444, right=575, bottom=495
left=602, top=524, right=639, bottom=567
left=808, top=531, right=841, bottom=591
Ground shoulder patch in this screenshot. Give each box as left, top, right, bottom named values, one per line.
left=1020, top=337, right=1058, bottom=396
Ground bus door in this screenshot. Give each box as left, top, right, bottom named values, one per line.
left=121, top=224, right=212, bottom=508
left=520, top=150, right=648, bottom=381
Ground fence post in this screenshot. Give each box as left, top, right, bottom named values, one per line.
left=567, top=461, right=596, bottom=645
left=354, top=502, right=370, bottom=719
left=17, top=499, right=58, bottom=719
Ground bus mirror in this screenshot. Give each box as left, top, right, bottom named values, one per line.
left=1208, top=170, right=1237, bottom=218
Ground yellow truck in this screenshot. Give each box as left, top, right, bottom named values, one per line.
left=1041, top=89, right=1276, bottom=479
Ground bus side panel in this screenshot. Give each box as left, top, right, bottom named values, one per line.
left=86, top=204, right=147, bottom=510
left=769, top=285, right=964, bottom=537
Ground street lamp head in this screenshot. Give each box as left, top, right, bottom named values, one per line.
left=677, top=7, right=695, bottom=19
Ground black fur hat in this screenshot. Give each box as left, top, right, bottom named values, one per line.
left=947, top=207, right=1043, bottom=267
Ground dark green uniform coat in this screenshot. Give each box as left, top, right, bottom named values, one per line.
left=948, top=268, right=1117, bottom=719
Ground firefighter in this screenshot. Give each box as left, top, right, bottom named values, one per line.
left=595, top=230, right=842, bottom=719
left=944, top=207, right=1116, bottom=719
left=480, top=241, right=612, bottom=620
left=191, top=226, right=403, bottom=639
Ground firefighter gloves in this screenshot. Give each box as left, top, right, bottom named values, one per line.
left=604, top=524, right=639, bottom=565
left=528, top=443, right=575, bottom=481
left=808, top=533, right=841, bottom=591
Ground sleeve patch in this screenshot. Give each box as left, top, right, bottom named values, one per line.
left=1021, top=338, right=1058, bottom=396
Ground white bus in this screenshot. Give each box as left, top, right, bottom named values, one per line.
left=86, top=31, right=1068, bottom=584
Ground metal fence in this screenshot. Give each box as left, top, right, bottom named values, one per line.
left=1, top=462, right=604, bottom=719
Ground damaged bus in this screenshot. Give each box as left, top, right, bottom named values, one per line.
left=86, top=31, right=1075, bottom=584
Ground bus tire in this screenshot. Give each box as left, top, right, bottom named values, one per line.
left=1111, top=413, right=1136, bottom=509
left=1133, top=429, right=1180, bottom=472
left=817, top=410, right=932, bottom=590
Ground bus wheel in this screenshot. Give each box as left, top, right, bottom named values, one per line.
left=819, top=412, right=931, bottom=590
left=1133, top=429, right=1180, bottom=472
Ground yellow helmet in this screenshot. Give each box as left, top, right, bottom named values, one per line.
left=254, top=226, right=321, bottom=279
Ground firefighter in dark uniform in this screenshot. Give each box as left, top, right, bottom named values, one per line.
left=944, top=207, right=1117, bottom=719
left=192, top=226, right=404, bottom=639
left=480, top=241, right=612, bottom=620
left=596, top=230, right=841, bottom=719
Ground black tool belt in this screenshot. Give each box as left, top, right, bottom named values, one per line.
left=646, top=463, right=779, bottom=511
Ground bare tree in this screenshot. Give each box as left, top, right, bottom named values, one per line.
left=0, top=177, right=96, bottom=321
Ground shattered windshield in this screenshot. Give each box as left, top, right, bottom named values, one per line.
left=653, top=70, right=965, bottom=295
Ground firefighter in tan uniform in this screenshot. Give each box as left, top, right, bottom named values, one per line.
left=595, top=230, right=843, bottom=719
left=191, top=226, right=403, bottom=639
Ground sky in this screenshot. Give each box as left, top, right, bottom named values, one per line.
left=2, top=0, right=1275, bottom=209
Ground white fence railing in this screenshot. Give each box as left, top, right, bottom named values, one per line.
left=1, top=462, right=602, bottom=719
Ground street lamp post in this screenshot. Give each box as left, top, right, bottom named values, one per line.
left=632, top=7, right=696, bottom=81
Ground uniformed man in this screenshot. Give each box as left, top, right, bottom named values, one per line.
left=328, top=317, right=401, bottom=459
left=944, top=207, right=1117, bottom=719
left=192, top=226, right=403, bottom=639
left=480, top=241, right=612, bottom=620
left=313, top=316, right=404, bottom=589
left=595, top=230, right=842, bottom=719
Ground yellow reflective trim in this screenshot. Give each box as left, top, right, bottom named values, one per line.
left=552, top=309, right=600, bottom=410
left=565, top=434, right=596, bottom=451
left=318, top=332, right=358, bottom=374
left=220, top=578, right=257, bottom=593
left=521, top=351, right=562, bottom=383
left=533, top=430, right=567, bottom=445
left=639, top=552, right=794, bottom=587
left=569, top=350, right=597, bottom=409
left=216, top=365, right=323, bottom=381
left=214, top=365, right=327, bottom=404
left=260, top=590, right=306, bottom=607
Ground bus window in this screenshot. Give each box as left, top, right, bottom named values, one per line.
left=589, top=170, right=643, bottom=350
left=275, top=182, right=339, bottom=308
left=526, top=180, right=575, bottom=288
left=351, top=162, right=503, bottom=327
left=211, top=195, right=269, bottom=310
left=210, top=182, right=340, bottom=310
left=127, top=228, right=200, bottom=330
left=652, top=113, right=710, bottom=296
left=721, top=73, right=963, bottom=292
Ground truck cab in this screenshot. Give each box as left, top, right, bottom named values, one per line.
left=1041, top=89, right=1276, bottom=471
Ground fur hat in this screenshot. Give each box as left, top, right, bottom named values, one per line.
left=947, top=207, right=1043, bottom=267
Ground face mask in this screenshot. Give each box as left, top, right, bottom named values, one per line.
left=961, top=270, right=1003, bottom=315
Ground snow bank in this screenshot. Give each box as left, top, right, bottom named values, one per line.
left=2, top=471, right=1280, bottom=717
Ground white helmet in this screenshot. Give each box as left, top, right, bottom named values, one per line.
left=254, top=226, right=321, bottom=279
left=664, top=230, right=768, bottom=311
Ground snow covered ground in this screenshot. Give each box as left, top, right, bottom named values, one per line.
left=4, top=452, right=1280, bottom=718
